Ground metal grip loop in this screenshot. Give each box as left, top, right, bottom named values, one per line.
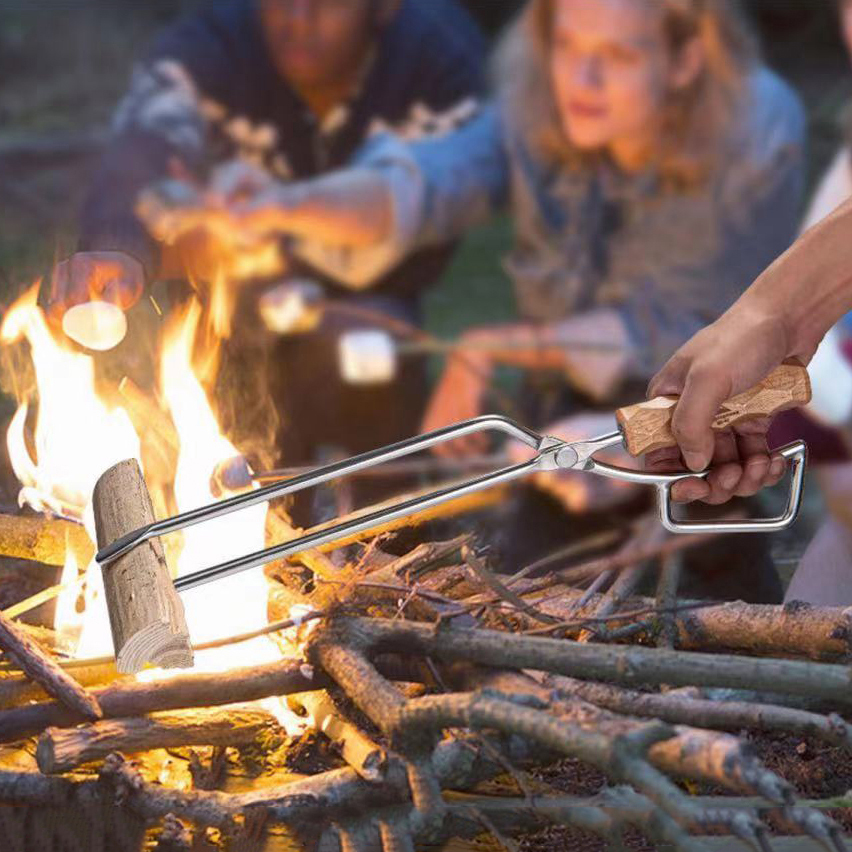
left=657, top=441, right=807, bottom=534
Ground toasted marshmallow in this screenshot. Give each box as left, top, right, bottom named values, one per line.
left=62, top=302, right=128, bottom=352
left=338, top=329, right=397, bottom=384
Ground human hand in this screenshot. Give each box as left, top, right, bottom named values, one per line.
left=46, top=251, right=145, bottom=328
left=645, top=303, right=800, bottom=504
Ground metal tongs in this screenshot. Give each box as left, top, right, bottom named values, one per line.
left=96, top=406, right=807, bottom=594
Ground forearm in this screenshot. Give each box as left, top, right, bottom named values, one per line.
left=747, top=196, right=852, bottom=360
left=461, top=324, right=569, bottom=370
left=270, top=169, right=395, bottom=248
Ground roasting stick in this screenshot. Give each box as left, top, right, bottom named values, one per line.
left=92, top=364, right=810, bottom=673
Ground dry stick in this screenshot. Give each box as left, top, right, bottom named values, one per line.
left=364, top=535, right=473, bottom=584
left=461, top=546, right=559, bottom=626
left=442, top=791, right=842, bottom=852
left=310, top=641, right=445, bottom=833
left=0, top=611, right=324, bottom=710
left=0, top=608, right=101, bottom=722
left=522, top=591, right=852, bottom=661
left=523, top=601, right=724, bottom=636
left=0, top=511, right=93, bottom=568
left=577, top=564, right=652, bottom=643
left=505, top=527, right=626, bottom=586
left=312, top=636, right=789, bottom=844
left=471, top=666, right=792, bottom=806
left=467, top=523, right=728, bottom=609
left=291, top=690, right=387, bottom=782
left=655, top=554, right=683, bottom=650
left=343, top=617, right=852, bottom=706
left=554, top=676, right=852, bottom=752
left=35, top=703, right=284, bottom=774
left=2, top=574, right=86, bottom=621
left=0, top=657, right=327, bottom=742
left=386, top=692, right=767, bottom=844
left=577, top=518, right=666, bottom=643
left=265, top=508, right=339, bottom=582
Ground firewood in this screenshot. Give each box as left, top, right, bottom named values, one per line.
left=92, top=458, right=193, bottom=674
left=291, top=690, right=386, bottom=781
left=553, top=675, right=852, bottom=752
left=0, top=609, right=101, bottom=722
left=36, top=704, right=284, bottom=774
left=0, top=512, right=93, bottom=567
left=0, top=657, right=326, bottom=742
left=577, top=517, right=665, bottom=643
left=0, top=612, right=324, bottom=709
left=327, top=617, right=852, bottom=707
left=528, top=591, right=852, bottom=660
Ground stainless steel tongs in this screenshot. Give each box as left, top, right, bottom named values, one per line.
left=96, top=359, right=810, bottom=594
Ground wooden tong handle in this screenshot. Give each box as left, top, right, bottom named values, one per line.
left=616, top=362, right=812, bottom=457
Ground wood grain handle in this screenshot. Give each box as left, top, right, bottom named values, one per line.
left=615, top=362, right=812, bottom=457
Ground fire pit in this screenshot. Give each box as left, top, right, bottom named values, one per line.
left=0, top=285, right=851, bottom=851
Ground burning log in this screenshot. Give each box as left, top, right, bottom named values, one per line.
left=0, top=656, right=325, bottom=742
left=0, top=609, right=101, bottom=722
left=0, top=512, right=93, bottom=567
left=35, top=704, right=284, bottom=774
left=92, top=459, right=193, bottom=674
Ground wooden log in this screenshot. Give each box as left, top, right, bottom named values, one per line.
left=0, top=656, right=327, bottom=742
left=36, top=704, right=284, bottom=774
left=92, top=459, right=193, bottom=674
left=0, top=512, right=93, bottom=568
left=0, top=609, right=101, bottom=722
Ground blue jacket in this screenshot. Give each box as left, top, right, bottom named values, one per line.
left=79, top=0, right=486, bottom=305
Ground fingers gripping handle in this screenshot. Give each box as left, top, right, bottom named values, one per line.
left=657, top=440, right=808, bottom=533
left=615, top=363, right=812, bottom=457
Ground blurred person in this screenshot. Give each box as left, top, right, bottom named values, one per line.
left=46, top=0, right=486, bottom=520
left=208, top=0, right=805, bottom=597
left=755, top=0, right=852, bottom=606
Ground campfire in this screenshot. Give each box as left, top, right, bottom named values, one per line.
left=0, top=283, right=851, bottom=851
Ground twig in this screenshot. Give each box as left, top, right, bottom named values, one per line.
left=522, top=601, right=721, bottom=636
left=462, top=546, right=559, bottom=626
left=655, top=555, right=683, bottom=650
left=554, top=677, right=852, bottom=753
left=0, top=608, right=102, bottom=722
